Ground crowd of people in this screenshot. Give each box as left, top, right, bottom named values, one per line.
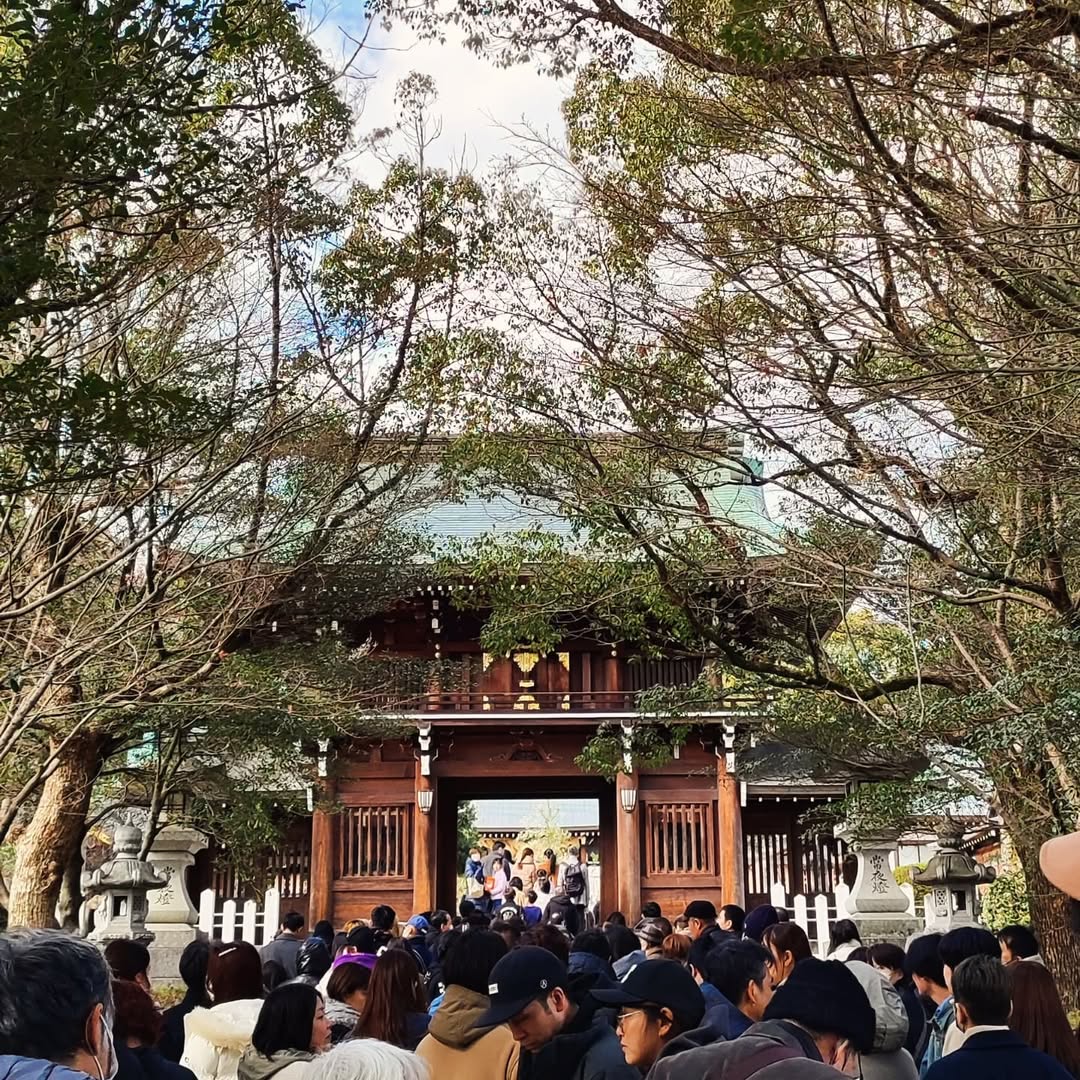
left=462, top=842, right=592, bottom=935
left=1, top=896, right=1078, bottom=1080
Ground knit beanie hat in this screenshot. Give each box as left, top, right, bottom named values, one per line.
left=743, top=904, right=780, bottom=942
left=763, top=958, right=877, bottom=1052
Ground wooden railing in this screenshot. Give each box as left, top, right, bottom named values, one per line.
left=420, top=688, right=639, bottom=712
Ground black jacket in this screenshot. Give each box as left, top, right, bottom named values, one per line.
left=897, top=980, right=927, bottom=1061
left=159, top=991, right=207, bottom=1063
left=925, top=1030, right=1074, bottom=1080
left=116, top=1044, right=146, bottom=1080
left=647, top=1019, right=825, bottom=1080
left=132, top=1046, right=197, bottom=1080
left=699, top=924, right=735, bottom=952
left=519, top=997, right=637, bottom=1080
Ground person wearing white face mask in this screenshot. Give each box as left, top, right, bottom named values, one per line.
left=0, top=929, right=120, bottom=1080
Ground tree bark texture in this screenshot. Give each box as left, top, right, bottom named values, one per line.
left=7, top=732, right=107, bottom=927
left=998, top=783, right=1080, bottom=1011
left=56, top=838, right=85, bottom=931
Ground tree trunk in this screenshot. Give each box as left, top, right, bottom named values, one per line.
left=7, top=733, right=106, bottom=927
left=1028, top=864, right=1079, bottom=1009
left=998, top=784, right=1080, bottom=1010
left=56, top=832, right=86, bottom=931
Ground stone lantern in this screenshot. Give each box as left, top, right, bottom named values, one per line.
left=835, top=826, right=920, bottom=944
left=145, top=825, right=209, bottom=979
left=80, top=822, right=168, bottom=943
left=913, top=822, right=996, bottom=929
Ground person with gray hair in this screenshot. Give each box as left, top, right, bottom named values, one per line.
left=0, top=929, right=117, bottom=1080
left=306, top=1041, right=427, bottom=1080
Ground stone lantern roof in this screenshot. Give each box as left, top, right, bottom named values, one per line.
left=913, top=823, right=997, bottom=889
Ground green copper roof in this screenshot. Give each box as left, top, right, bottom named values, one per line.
left=398, top=464, right=778, bottom=556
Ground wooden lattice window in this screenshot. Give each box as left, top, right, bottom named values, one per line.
left=210, top=835, right=311, bottom=900
left=336, top=804, right=411, bottom=878
left=645, top=802, right=715, bottom=876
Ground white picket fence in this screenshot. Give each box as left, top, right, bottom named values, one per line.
left=767, top=881, right=933, bottom=958
left=197, top=886, right=280, bottom=946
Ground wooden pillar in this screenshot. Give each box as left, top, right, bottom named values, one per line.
left=412, top=762, right=435, bottom=913
left=717, top=755, right=744, bottom=906
left=308, top=778, right=336, bottom=925
left=605, top=649, right=621, bottom=709
left=616, top=771, right=642, bottom=919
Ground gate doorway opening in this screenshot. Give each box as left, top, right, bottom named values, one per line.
left=435, top=776, right=616, bottom=917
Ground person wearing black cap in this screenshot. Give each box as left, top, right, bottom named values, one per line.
left=475, top=946, right=636, bottom=1080
left=591, top=960, right=705, bottom=1071
left=649, top=958, right=877, bottom=1080
left=683, top=900, right=733, bottom=952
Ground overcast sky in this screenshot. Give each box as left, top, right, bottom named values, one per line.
left=312, top=4, right=570, bottom=182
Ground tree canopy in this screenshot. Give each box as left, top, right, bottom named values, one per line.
left=361, top=0, right=1080, bottom=1000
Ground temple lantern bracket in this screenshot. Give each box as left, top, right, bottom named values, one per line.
left=416, top=722, right=437, bottom=777
left=718, top=723, right=737, bottom=774
left=620, top=718, right=634, bottom=772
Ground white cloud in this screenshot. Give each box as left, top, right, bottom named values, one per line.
left=310, top=2, right=570, bottom=183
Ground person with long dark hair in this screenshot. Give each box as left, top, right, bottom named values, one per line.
left=160, top=941, right=211, bottom=1063
left=826, top=918, right=862, bottom=961
left=182, top=942, right=264, bottom=1080
left=1008, top=962, right=1080, bottom=1078
left=417, top=930, right=517, bottom=1080
left=761, top=922, right=812, bottom=987
left=238, top=984, right=329, bottom=1080
left=352, top=949, right=429, bottom=1051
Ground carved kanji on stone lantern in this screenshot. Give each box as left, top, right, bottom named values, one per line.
left=835, top=826, right=920, bottom=944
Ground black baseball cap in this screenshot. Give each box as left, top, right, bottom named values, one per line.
left=593, top=959, right=706, bottom=1029
left=474, top=946, right=568, bottom=1027
left=683, top=900, right=717, bottom=921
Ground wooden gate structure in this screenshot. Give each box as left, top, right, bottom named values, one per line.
left=292, top=597, right=849, bottom=924
left=198, top=455, right=852, bottom=923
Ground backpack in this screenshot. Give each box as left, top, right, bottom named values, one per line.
left=296, top=937, right=331, bottom=980
left=563, top=861, right=585, bottom=899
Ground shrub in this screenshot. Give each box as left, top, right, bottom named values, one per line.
left=981, top=868, right=1031, bottom=931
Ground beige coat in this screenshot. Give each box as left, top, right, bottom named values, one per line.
left=417, top=985, right=519, bottom=1080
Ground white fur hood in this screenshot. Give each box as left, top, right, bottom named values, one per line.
left=185, top=1000, right=264, bottom=1051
